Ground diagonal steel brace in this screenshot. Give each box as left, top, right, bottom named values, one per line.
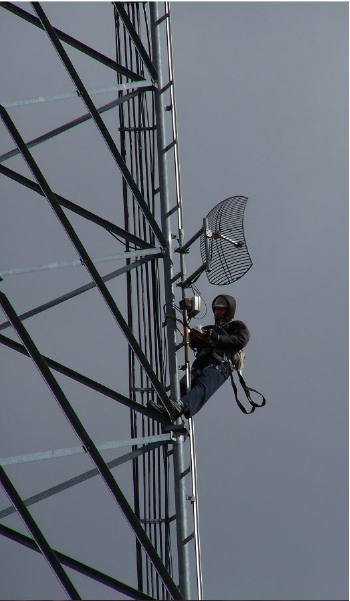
left=0, top=291, right=182, bottom=599
left=31, top=2, right=166, bottom=247
left=0, top=2, right=144, bottom=81
left=0, top=524, right=154, bottom=600
left=113, top=2, right=158, bottom=80
left=0, top=465, right=81, bottom=599
left=0, top=104, right=176, bottom=418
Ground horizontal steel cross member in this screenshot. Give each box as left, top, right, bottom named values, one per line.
left=0, top=434, right=173, bottom=466
left=0, top=87, right=154, bottom=165
left=0, top=248, right=164, bottom=277
left=0, top=257, right=157, bottom=331
left=1, top=81, right=153, bottom=108
left=0, top=442, right=168, bottom=520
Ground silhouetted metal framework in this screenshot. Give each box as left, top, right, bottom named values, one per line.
left=0, top=3, right=200, bottom=600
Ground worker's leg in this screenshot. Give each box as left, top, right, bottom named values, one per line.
left=180, top=365, right=229, bottom=417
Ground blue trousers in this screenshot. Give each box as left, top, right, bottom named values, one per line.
left=180, top=357, right=230, bottom=417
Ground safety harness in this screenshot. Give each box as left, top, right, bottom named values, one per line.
left=197, top=347, right=266, bottom=415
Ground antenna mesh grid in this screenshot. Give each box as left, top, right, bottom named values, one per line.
left=200, top=195, right=253, bottom=285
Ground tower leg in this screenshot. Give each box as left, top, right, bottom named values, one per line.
left=150, top=4, right=191, bottom=598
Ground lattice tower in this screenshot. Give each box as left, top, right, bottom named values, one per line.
left=0, top=3, right=201, bottom=599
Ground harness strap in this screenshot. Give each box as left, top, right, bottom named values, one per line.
left=230, top=370, right=266, bottom=415
left=194, top=355, right=267, bottom=415
left=230, top=372, right=255, bottom=414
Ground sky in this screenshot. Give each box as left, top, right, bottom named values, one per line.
left=0, top=2, right=348, bottom=600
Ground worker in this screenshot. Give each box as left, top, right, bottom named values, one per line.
left=149, top=294, right=250, bottom=418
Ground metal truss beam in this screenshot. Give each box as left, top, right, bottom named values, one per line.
left=0, top=465, right=81, bottom=600
left=0, top=257, right=157, bottom=331
left=113, top=2, right=158, bottom=80
left=175, top=227, right=204, bottom=254
left=0, top=104, right=175, bottom=415
left=31, top=2, right=166, bottom=247
left=0, top=525, right=154, bottom=600
left=0, top=164, right=153, bottom=250
left=2, top=82, right=153, bottom=109
left=0, top=291, right=181, bottom=599
left=0, top=333, right=170, bottom=426
left=0, top=2, right=144, bottom=82
left=0, top=88, right=154, bottom=164
left=177, top=264, right=207, bottom=289
left=1, top=435, right=172, bottom=467
left=1, top=248, right=163, bottom=277
left=0, top=442, right=168, bottom=520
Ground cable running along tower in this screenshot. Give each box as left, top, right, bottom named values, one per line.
left=0, top=3, right=203, bottom=600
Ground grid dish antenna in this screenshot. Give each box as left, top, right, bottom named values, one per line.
left=179, top=195, right=253, bottom=288
left=200, top=195, right=252, bottom=285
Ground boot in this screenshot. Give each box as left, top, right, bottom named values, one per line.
left=148, top=399, right=185, bottom=417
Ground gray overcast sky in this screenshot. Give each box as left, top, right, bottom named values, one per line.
left=0, top=2, right=348, bottom=600
left=170, top=3, right=348, bottom=599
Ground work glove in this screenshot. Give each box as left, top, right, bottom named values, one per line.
left=189, top=326, right=213, bottom=344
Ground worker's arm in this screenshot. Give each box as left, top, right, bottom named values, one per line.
left=209, top=320, right=250, bottom=350
left=189, top=327, right=212, bottom=349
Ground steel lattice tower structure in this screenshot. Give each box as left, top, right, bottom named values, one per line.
left=0, top=3, right=202, bottom=600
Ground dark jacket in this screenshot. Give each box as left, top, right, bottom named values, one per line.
left=210, top=320, right=250, bottom=350
left=190, top=320, right=250, bottom=357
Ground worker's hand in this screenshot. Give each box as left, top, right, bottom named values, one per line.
left=203, top=327, right=213, bottom=335
left=179, top=298, right=192, bottom=311
left=189, top=327, right=212, bottom=343
left=201, top=326, right=215, bottom=339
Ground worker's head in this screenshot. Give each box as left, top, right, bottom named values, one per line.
left=212, top=294, right=236, bottom=325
